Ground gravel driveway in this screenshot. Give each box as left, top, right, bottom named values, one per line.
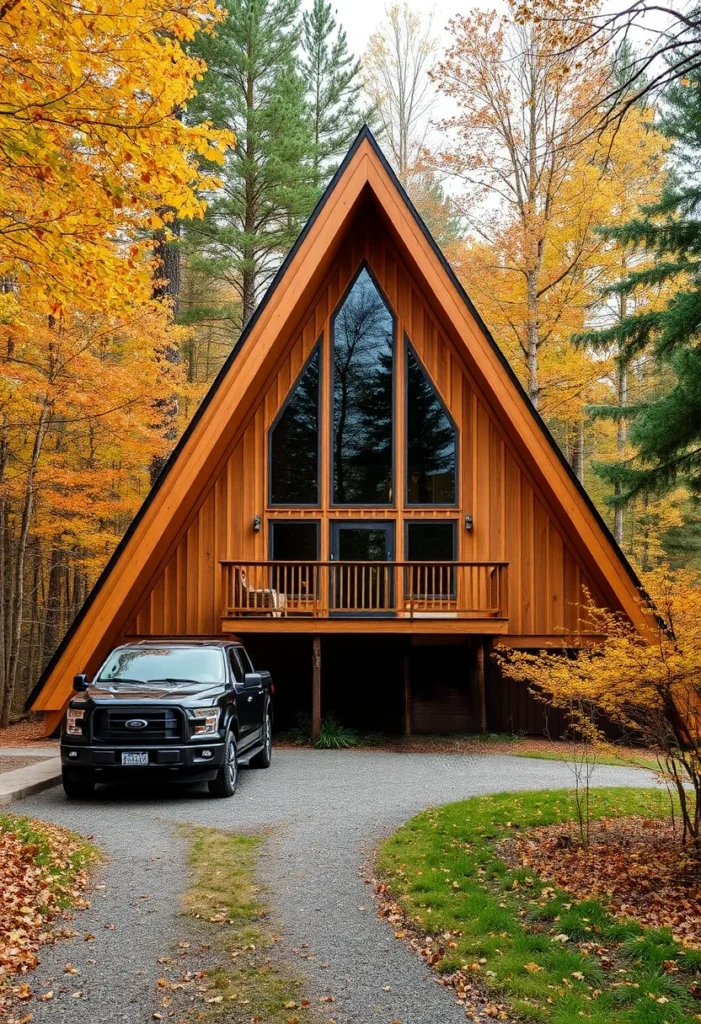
left=13, top=750, right=651, bottom=1024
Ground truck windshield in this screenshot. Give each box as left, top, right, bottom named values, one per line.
left=96, top=648, right=226, bottom=685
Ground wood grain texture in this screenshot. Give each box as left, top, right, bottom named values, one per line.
left=130, top=214, right=608, bottom=640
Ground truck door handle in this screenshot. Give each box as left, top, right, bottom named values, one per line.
left=247, top=695, right=253, bottom=702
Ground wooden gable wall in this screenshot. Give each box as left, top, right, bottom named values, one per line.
left=127, top=206, right=610, bottom=640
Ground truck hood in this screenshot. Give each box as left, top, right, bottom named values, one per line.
left=82, top=682, right=224, bottom=702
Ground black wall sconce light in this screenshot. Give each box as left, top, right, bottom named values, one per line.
left=253, top=514, right=262, bottom=532
left=464, top=514, right=473, bottom=531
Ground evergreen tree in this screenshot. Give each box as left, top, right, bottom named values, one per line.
left=578, top=55, right=701, bottom=503
left=301, top=0, right=370, bottom=180
left=185, top=0, right=317, bottom=330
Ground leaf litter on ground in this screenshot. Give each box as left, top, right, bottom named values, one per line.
left=0, top=813, right=97, bottom=1022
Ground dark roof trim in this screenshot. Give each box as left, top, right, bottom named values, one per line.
left=25, top=128, right=371, bottom=711
left=27, top=125, right=643, bottom=711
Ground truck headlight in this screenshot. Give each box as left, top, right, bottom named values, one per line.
left=66, top=708, right=85, bottom=736
left=191, top=708, right=220, bottom=736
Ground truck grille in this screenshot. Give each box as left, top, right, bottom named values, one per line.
left=92, top=708, right=183, bottom=743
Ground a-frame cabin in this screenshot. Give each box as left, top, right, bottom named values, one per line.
left=28, top=129, right=649, bottom=737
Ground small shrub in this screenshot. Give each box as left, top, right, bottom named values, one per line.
left=315, top=715, right=358, bottom=749
left=284, top=712, right=359, bottom=748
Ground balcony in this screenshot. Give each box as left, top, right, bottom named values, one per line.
left=220, top=560, right=509, bottom=633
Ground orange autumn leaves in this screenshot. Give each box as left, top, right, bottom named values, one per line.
left=0, top=0, right=233, bottom=721
left=0, top=814, right=95, bottom=1013
left=0, top=0, right=231, bottom=317
left=0, top=305, right=190, bottom=577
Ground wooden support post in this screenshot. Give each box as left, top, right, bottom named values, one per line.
left=403, top=651, right=412, bottom=737
left=312, top=634, right=321, bottom=744
left=473, top=638, right=488, bottom=734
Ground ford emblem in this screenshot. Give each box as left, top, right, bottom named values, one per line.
left=125, top=718, right=148, bottom=729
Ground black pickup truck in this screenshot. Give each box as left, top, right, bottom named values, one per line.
left=60, top=639, right=273, bottom=799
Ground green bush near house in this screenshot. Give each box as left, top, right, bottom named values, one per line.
left=284, top=712, right=359, bottom=748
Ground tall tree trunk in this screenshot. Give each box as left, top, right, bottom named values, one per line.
left=526, top=269, right=539, bottom=408
left=0, top=430, right=8, bottom=716
left=2, top=401, right=50, bottom=726
left=242, top=65, right=257, bottom=328
left=614, top=291, right=629, bottom=547
left=569, top=420, right=585, bottom=483
left=150, top=208, right=182, bottom=484
left=25, top=536, right=42, bottom=701
left=43, top=541, right=64, bottom=665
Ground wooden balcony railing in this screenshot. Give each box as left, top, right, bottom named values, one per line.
left=220, top=561, right=508, bottom=621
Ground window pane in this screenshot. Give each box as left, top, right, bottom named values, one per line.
left=406, top=344, right=457, bottom=504
left=270, top=521, right=318, bottom=561
left=97, top=647, right=226, bottom=684
left=228, top=648, right=243, bottom=682
left=270, top=521, right=319, bottom=598
left=406, top=522, right=456, bottom=600
left=333, top=268, right=394, bottom=503
left=270, top=347, right=320, bottom=504
left=406, top=522, right=455, bottom=561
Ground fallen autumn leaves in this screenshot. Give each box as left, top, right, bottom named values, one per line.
left=0, top=813, right=97, bottom=1022
left=513, top=815, right=701, bottom=947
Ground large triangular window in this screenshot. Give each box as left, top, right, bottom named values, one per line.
left=269, top=344, right=320, bottom=505
left=406, top=340, right=457, bottom=505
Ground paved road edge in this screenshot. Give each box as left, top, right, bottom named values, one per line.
left=0, top=757, right=61, bottom=805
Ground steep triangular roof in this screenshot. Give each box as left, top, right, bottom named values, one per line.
left=28, top=127, right=648, bottom=717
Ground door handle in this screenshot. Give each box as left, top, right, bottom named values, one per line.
left=247, top=695, right=253, bottom=703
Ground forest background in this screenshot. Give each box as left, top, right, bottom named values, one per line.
left=2, top=0, right=701, bottom=723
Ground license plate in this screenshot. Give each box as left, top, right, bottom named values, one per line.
left=121, top=751, right=148, bottom=766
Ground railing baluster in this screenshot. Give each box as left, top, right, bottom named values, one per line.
left=220, top=560, right=508, bottom=621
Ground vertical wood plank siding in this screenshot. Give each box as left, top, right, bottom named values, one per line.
left=128, top=213, right=608, bottom=638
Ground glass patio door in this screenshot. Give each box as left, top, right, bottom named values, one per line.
left=330, top=522, right=394, bottom=614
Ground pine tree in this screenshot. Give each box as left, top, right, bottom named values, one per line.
left=578, top=63, right=701, bottom=502
left=301, top=0, right=370, bottom=181
left=185, top=0, right=317, bottom=330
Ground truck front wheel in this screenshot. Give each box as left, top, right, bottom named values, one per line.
left=208, top=732, right=238, bottom=797
left=62, top=767, right=95, bottom=799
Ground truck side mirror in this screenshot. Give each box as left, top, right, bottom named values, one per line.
left=73, top=673, right=90, bottom=692
left=244, top=672, right=262, bottom=690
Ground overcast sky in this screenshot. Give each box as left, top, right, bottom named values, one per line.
left=329, top=0, right=494, bottom=60
left=308, top=0, right=502, bottom=134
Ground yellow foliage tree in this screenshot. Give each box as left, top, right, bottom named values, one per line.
left=0, top=0, right=231, bottom=315
left=0, top=299, right=189, bottom=724
left=431, top=4, right=668, bottom=470
left=497, top=567, right=701, bottom=848
left=432, top=2, right=613, bottom=413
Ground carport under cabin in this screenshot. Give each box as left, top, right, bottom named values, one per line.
left=27, top=129, right=652, bottom=740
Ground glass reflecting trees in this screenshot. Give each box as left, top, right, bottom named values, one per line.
left=269, top=346, right=320, bottom=505
left=332, top=268, right=394, bottom=503
left=406, top=343, right=457, bottom=504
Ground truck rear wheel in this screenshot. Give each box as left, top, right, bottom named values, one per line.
left=62, top=767, right=95, bottom=799
left=208, top=732, right=238, bottom=797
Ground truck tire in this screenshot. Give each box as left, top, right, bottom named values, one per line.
left=62, top=767, right=95, bottom=799
left=250, top=710, right=272, bottom=769
left=208, top=731, right=238, bottom=797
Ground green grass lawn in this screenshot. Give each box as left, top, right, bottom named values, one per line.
left=377, top=789, right=701, bottom=1023
left=511, top=749, right=661, bottom=771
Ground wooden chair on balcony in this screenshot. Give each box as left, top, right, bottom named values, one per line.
left=234, top=568, right=287, bottom=617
